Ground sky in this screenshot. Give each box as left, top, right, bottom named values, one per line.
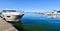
left=0, top=0, right=60, bottom=12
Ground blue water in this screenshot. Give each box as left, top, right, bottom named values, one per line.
left=21, top=13, right=60, bottom=31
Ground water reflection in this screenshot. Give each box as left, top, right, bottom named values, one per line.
left=7, top=20, right=24, bottom=31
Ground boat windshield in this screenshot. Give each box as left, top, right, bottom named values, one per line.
left=2, top=10, right=16, bottom=12
left=57, top=11, right=60, bottom=12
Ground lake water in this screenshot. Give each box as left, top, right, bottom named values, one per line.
left=21, top=13, right=60, bottom=31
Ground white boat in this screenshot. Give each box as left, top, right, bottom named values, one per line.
left=1, top=9, right=24, bottom=22
left=34, top=10, right=60, bottom=18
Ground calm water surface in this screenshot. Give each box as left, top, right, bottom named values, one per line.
left=21, top=13, right=60, bottom=31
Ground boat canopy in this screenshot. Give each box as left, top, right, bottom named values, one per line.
left=2, top=10, right=16, bottom=12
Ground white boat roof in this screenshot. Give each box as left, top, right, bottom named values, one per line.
left=3, top=8, right=15, bottom=10
left=2, top=12, right=23, bottom=15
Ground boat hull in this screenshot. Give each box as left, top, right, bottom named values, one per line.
left=1, top=13, right=24, bottom=22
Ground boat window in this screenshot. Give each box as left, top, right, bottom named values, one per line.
left=7, top=16, right=10, bottom=18
left=3, top=10, right=16, bottom=12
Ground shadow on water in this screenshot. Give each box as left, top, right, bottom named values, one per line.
left=7, top=20, right=25, bottom=31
